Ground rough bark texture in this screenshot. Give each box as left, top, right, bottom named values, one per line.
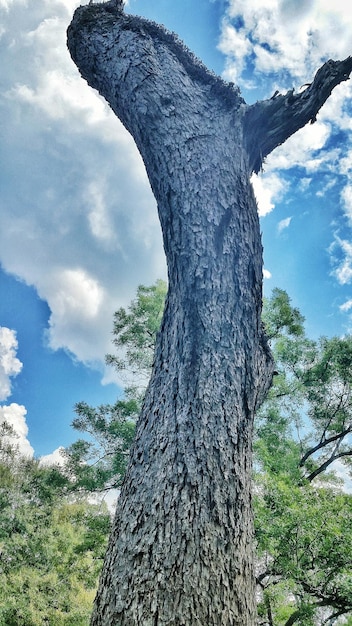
left=67, top=4, right=352, bottom=624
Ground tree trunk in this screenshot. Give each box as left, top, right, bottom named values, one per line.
left=67, top=4, right=352, bottom=624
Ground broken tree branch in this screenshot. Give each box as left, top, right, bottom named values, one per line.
left=244, top=56, right=352, bottom=173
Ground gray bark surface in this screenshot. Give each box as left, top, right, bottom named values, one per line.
left=67, top=4, right=352, bottom=624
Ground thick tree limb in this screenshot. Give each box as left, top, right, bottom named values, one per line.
left=245, top=57, right=352, bottom=173
left=299, top=425, right=352, bottom=467
left=305, top=449, right=352, bottom=482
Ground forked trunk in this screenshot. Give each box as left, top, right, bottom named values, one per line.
left=67, top=4, right=352, bottom=623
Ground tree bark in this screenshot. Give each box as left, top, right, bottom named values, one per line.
left=67, top=4, right=352, bottom=624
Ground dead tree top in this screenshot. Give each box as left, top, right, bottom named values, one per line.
left=68, top=2, right=245, bottom=108
left=68, top=2, right=352, bottom=174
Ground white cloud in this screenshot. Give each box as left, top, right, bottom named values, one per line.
left=316, top=177, right=337, bottom=198
left=263, top=269, right=272, bottom=279
left=39, top=446, right=66, bottom=466
left=0, top=327, right=22, bottom=401
left=0, top=329, right=34, bottom=457
left=0, top=403, right=34, bottom=458
left=341, top=186, right=352, bottom=225
left=49, top=268, right=104, bottom=322
left=330, top=237, right=352, bottom=285
left=43, top=268, right=109, bottom=362
left=251, top=172, right=288, bottom=216
left=86, top=181, right=117, bottom=246
left=265, top=121, right=332, bottom=173
left=335, top=261, right=352, bottom=285
left=0, top=0, right=27, bottom=9
left=340, top=300, right=352, bottom=313
left=277, top=216, right=292, bottom=233
left=0, top=0, right=350, bottom=380
left=330, top=459, right=352, bottom=494
left=0, top=0, right=166, bottom=370
left=218, top=21, right=252, bottom=84
left=221, top=0, right=352, bottom=90
left=339, top=151, right=352, bottom=177
left=299, top=178, right=312, bottom=192
left=219, top=0, right=352, bottom=192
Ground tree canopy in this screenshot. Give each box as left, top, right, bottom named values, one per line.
left=256, top=289, right=352, bottom=625
left=0, top=433, right=111, bottom=625
left=1, top=282, right=351, bottom=624
left=66, top=281, right=352, bottom=625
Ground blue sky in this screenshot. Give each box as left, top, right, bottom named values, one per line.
left=0, top=0, right=352, bottom=464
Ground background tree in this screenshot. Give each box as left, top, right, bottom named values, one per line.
left=64, top=399, right=138, bottom=494
left=255, top=290, right=352, bottom=626
left=0, top=431, right=111, bottom=625
left=68, top=282, right=352, bottom=625
left=255, top=479, right=352, bottom=626
left=67, top=3, right=352, bottom=623
left=259, top=289, right=352, bottom=484
left=64, top=280, right=167, bottom=495
left=106, top=279, right=167, bottom=393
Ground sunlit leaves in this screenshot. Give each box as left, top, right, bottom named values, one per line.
left=0, top=452, right=110, bottom=625
left=262, top=288, right=305, bottom=341
left=65, top=280, right=167, bottom=495
left=256, top=288, right=352, bottom=625
left=106, top=279, right=167, bottom=388
left=64, top=398, right=138, bottom=493
left=255, top=477, right=352, bottom=625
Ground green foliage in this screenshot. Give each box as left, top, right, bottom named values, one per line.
left=255, top=477, right=352, bottom=625
left=4, top=283, right=349, bottom=625
left=262, top=287, right=305, bottom=340
left=106, top=279, right=167, bottom=389
left=63, top=282, right=351, bottom=625
left=0, top=281, right=168, bottom=622
left=64, top=398, right=138, bottom=493
left=256, top=288, right=352, bottom=625
left=260, top=290, right=352, bottom=484
left=254, top=405, right=302, bottom=482
left=0, top=448, right=110, bottom=625
left=65, top=282, right=351, bottom=625
left=66, top=279, right=167, bottom=495
left=64, top=282, right=352, bottom=624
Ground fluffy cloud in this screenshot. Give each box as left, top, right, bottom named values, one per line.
left=219, top=0, right=352, bottom=210
left=341, top=186, right=352, bottom=225
left=39, top=446, right=66, bottom=467
left=0, top=328, right=33, bottom=457
left=0, top=327, right=22, bottom=401
left=316, top=177, right=337, bottom=198
left=0, top=0, right=27, bottom=9
left=330, top=237, right=352, bottom=285
left=0, top=403, right=34, bottom=458
left=1, top=0, right=351, bottom=378
left=251, top=172, right=288, bottom=216
left=219, top=2, right=352, bottom=315
left=340, top=300, right=352, bottom=313
left=220, top=0, right=352, bottom=90
left=265, top=121, right=333, bottom=173
left=0, top=0, right=166, bottom=369
left=277, top=216, right=292, bottom=234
